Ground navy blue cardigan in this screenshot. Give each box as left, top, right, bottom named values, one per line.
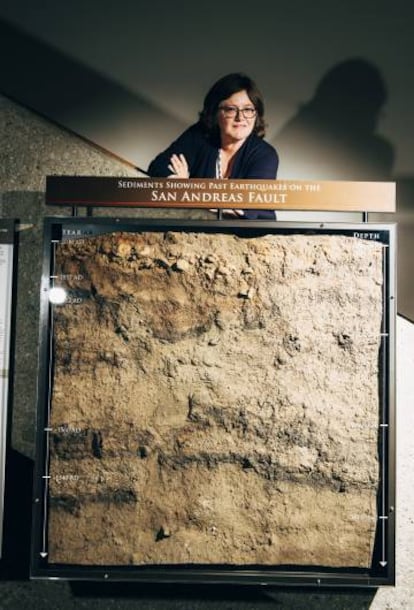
left=148, top=123, right=279, bottom=219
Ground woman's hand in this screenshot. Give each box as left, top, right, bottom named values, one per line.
left=168, top=153, right=189, bottom=178
left=209, top=209, right=245, bottom=217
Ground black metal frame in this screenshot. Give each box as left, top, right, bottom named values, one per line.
left=31, top=217, right=396, bottom=587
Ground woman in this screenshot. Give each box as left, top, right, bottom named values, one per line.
left=147, top=73, right=278, bottom=219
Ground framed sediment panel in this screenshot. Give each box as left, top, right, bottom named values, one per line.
left=31, top=217, right=396, bottom=586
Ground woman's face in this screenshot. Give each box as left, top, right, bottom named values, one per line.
left=217, top=89, right=256, bottom=145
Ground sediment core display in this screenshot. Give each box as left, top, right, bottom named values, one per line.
left=47, top=229, right=384, bottom=567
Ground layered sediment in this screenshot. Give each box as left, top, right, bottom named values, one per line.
left=47, top=230, right=383, bottom=567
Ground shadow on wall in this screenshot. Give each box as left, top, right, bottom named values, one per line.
left=274, top=58, right=414, bottom=323
left=274, top=58, right=394, bottom=180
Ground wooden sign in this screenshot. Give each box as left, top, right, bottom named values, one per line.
left=46, top=176, right=396, bottom=213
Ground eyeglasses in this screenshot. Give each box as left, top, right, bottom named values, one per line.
left=218, top=105, right=257, bottom=119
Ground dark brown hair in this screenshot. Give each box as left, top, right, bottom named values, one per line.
left=199, top=73, right=266, bottom=141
